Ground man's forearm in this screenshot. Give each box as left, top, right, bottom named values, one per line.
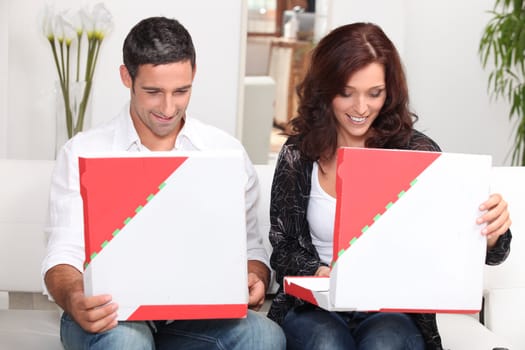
left=44, top=264, right=84, bottom=313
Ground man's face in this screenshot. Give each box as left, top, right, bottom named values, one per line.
left=120, top=61, right=195, bottom=149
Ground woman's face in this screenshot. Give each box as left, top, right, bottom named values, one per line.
left=331, top=62, right=387, bottom=147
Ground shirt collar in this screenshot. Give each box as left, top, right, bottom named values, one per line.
left=114, top=103, right=205, bottom=152
left=174, top=117, right=206, bottom=151
left=113, top=103, right=142, bottom=152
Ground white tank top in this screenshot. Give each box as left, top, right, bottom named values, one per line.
left=307, top=162, right=336, bottom=265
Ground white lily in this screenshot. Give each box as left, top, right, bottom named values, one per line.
left=57, top=11, right=77, bottom=46
left=41, top=5, right=56, bottom=41
left=65, top=10, right=84, bottom=82
left=92, top=3, right=113, bottom=40
left=53, top=11, right=66, bottom=45
left=41, top=3, right=113, bottom=139
left=79, top=6, right=95, bottom=40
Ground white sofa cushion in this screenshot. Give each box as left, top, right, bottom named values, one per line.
left=484, top=287, right=525, bottom=349
left=0, top=159, right=55, bottom=292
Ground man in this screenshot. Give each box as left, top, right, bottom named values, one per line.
left=42, top=16, right=286, bottom=350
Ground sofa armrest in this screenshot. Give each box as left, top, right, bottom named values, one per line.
left=437, top=313, right=513, bottom=350
left=483, top=287, right=525, bottom=349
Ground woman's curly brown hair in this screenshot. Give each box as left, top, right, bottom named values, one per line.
left=289, top=22, right=416, bottom=161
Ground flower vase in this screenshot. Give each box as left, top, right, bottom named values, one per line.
left=55, top=80, right=93, bottom=157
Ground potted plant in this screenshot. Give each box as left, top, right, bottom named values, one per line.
left=479, top=0, right=525, bottom=165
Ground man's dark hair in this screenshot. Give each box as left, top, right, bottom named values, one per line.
left=123, top=16, right=196, bottom=80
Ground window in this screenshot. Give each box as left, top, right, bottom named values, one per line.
left=247, top=0, right=312, bottom=37
left=247, top=0, right=277, bottom=35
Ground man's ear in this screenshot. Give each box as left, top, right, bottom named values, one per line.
left=120, top=65, right=132, bottom=88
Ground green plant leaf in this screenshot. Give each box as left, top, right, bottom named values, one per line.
left=480, top=0, right=525, bottom=165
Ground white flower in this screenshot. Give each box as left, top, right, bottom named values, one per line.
left=41, top=3, right=113, bottom=139
left=79, top=7, right=95, bottom=39
left=41, top=5, right=56, bottom=40
left=56, top=12, right=77, bottom=46
left=80, top=3, right=112, bottom=41
left=92, top=3, right=113, bottom=40
left=67, top=9, right=84, bottom=37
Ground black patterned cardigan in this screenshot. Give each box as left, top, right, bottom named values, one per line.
left=267, top=131, right=512, bottom=350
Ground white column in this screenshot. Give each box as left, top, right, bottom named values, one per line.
left=0, top=0, right=7, bottom=158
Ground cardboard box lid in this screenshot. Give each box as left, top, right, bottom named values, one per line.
left=286, top=148, right=491, bottom=313
left=80, top=151, right=248, bottom=320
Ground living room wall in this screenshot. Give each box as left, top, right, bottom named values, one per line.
left=329, top=0, right=513, bottom=165
left=2, top=0, right=516, bottom=165
left=0, top=0, right=246, bottom=160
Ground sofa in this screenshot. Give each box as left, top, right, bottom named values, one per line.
left=0, top=159, right=523, bottom=349
left=0, top=160, right=62, bottom=349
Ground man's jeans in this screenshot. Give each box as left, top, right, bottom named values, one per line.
left=61, top=309, right=285, bottom=350
left=60, top=312, right=154, bottom=350
left=282, top=306, right=425, bottom=350
left=155, top=310, right=285, bottom=350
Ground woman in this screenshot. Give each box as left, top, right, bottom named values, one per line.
left=267, top=22, right=512, bottom=350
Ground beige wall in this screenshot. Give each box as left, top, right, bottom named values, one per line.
left=1, top=0, right=245, bottom=160
left=328, top=0, right=513, bottom=165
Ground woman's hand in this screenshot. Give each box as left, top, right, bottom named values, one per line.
left=477, top=193, right=512, bottom=248
left=315, top=266, right=331, bottom=277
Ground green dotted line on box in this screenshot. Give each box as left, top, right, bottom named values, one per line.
left=84, top=182, right=166, bottom=268
left=332, top=177, right=417, bottom=267
left=346, top=177, right=418, bottom=249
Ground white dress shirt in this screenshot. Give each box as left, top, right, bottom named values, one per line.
left=41, top=103, right=269, bottom=296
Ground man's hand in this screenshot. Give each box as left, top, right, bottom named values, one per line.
left=45, top=264, right=119, bottom=333
left=67, top=291, right=119, bottom=333
left=247, top=260, right=270, bottom=311
left=247, top=272, right=266, bottom=311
